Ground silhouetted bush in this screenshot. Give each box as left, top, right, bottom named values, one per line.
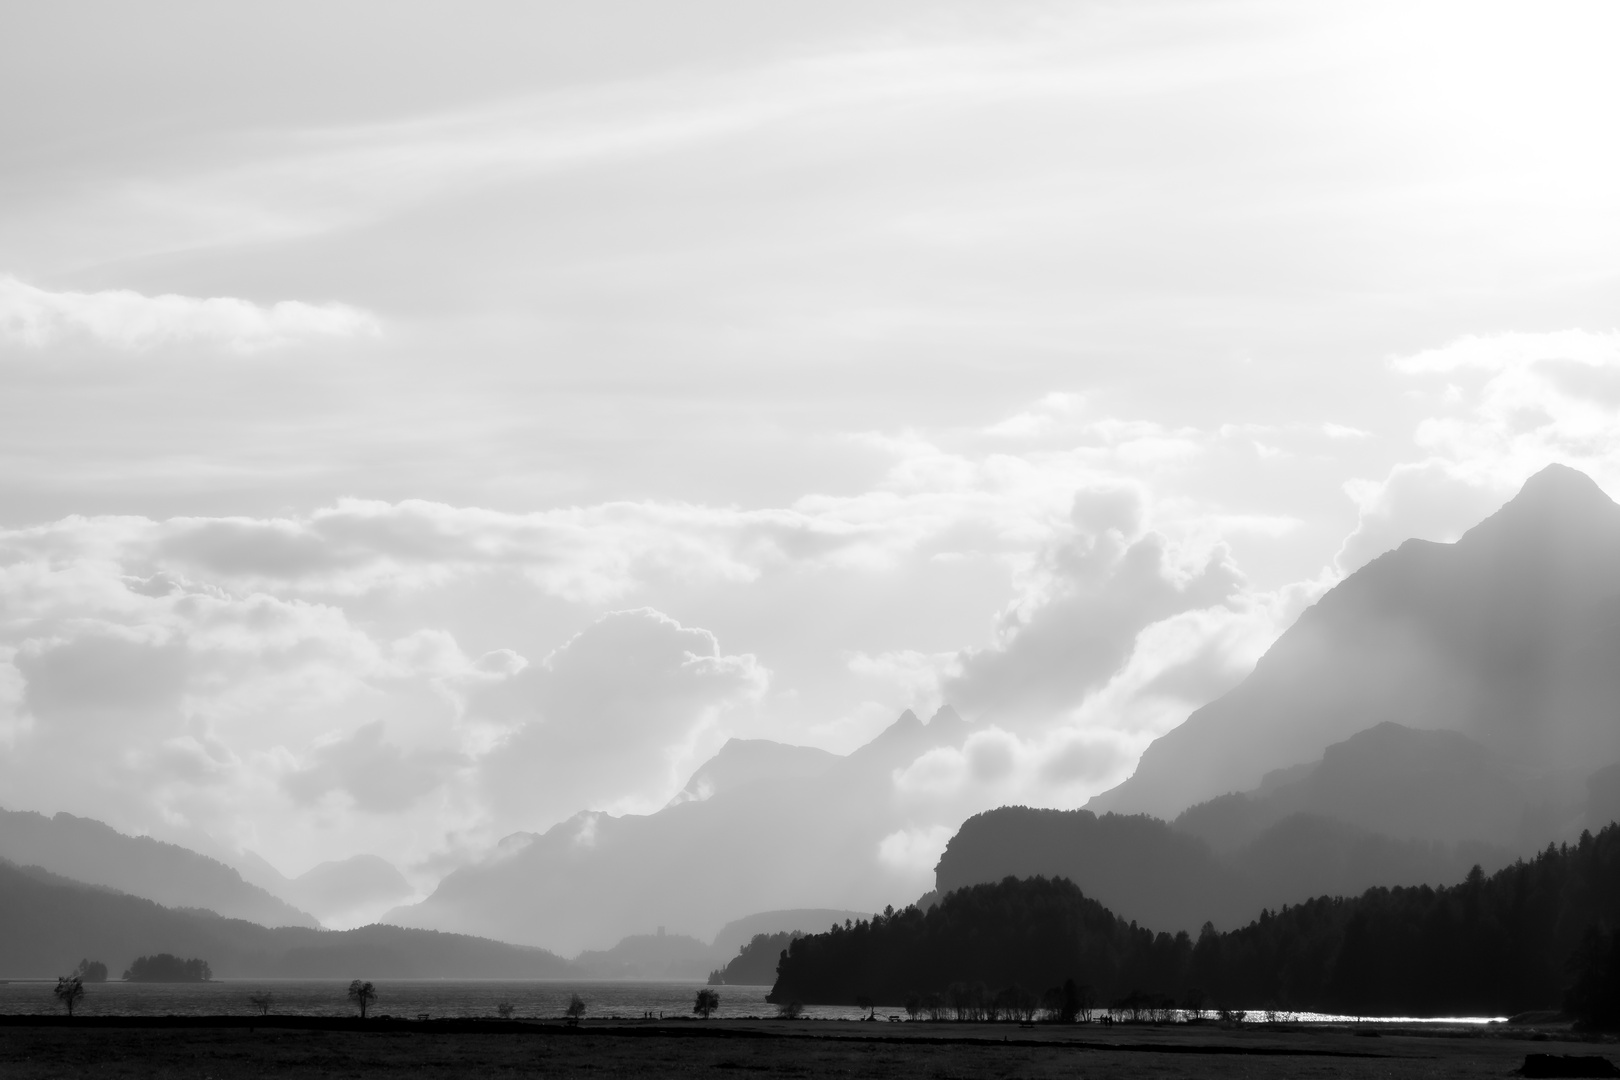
left=53, top=976, right=85, bottom=1016
left=347, top=980, right=377, bottom=1018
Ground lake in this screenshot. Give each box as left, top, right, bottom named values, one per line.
left=0, top=979, right=1504, bottom=1025
left=0, top=979, right=857, bottom=1020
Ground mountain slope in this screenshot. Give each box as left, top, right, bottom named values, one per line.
left=941, top=722, right=1557, bottom=933
left=1091, top=464, right=1620, bottom=819
left=386, top=707, right=973, bottom=954
left=280, top=855, right=414, bottom=927
left=0, top=859, right=575, bottom=979
left=771, top=826, right=1620, bottom=1016
left=1173, top=722, right=1572, bottom=854
left=0, top=808, right=317, bottom=928
left=669, top=740, right=838, bottom=805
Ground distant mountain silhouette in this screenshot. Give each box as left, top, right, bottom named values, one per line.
left=936, top=807, right=1237, bottom=932
left=386, top=707, right=974, bottom=954
left=0, top=808, right=317, bottom=929
left=706, top=909, right=872, bottom=986
left=1092, top=464, right=1620, bottom=819
left=0, top=859, right=575, bottom=979
left=710, top=908, right=868, bottom=960
left=574, top=929, right=716, bottom=980
left=669, top=740, right=839, bottom=805
left=274, top=855, right=414, bottom=927
left=1174, top=722, right=1568, bottom=853
left=936, top=729, right=1522, bottom=935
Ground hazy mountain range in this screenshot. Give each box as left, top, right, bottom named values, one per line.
left=383, top=707, right=976, bottom=954
left=933, top=465, right=1620, bottom=932
left=0, top=808, right=318, bottom=929
left=1092, top=463, right=1620, bottom=820
left=8, top=464, right=1620, bottom=976
left=0, top=857, right=575, bottom=980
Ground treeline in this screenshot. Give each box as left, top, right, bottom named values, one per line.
left=124, top=953, right=212, bottom=982
left=770, top=823, right=1620, bottom=1024
left=712, top=931, right=802, bottom=985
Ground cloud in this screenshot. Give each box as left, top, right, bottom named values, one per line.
left=283, top=720, right=467, bottom=813
left=891, top=725, right=1141, bottom=816
left=876, top=824, right=956, bottom=876
left=0, top=276, right=379, bottom=352
left=1337, top=460, right=1507, bottom=572
left=1341, top=330, right=1620, bottom=571
left=0, top=388, right=1312, bottom=879
left=472, top=608, right=768, bottom=827
left=944, top=484, right=1243, bottom=724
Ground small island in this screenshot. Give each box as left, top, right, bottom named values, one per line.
left=123, top=954, right=213, bottom=982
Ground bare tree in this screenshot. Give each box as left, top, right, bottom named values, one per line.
left=496, top=1002, right=515, bottom=1019
left=565, top=993, right=586, bottom=1024
left=249, top=991, right=275, bottom=1016
left=53, top=976, right=86, bottom=1017
left=693, top=988, right=719, bottom=1018
left=776, top=1000, right=803, bottom=1020
left=348, top=980, right=377, bottom=1019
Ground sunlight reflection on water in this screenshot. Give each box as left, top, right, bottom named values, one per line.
left=0, top=980, right=1506, bottom=1025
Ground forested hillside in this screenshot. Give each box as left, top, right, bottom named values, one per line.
left=771, top=823, right=1620, bottom=1024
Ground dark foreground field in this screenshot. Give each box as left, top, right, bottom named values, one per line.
left=1, top=1017, right=1616, bottom=1079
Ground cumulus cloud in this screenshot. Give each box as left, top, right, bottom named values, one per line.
left=0, top=276, right=379, bottom=352
left=944, top=484, right=1243, bottom=724
left=471, top=608, right=768, bottom=826
left=0, top=518, right=770, bottom=876
left=1340, top=330, right=1620, bottom=571
left=876, top=824, right=956, bottom=875
left=0, top=388, right=1318, bottom=882
left=283, top=721, right=468, bottom=813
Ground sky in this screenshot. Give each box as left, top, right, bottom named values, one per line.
left=2, top=0, right=1619, bottom=898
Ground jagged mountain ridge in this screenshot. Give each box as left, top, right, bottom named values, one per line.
left=386, top=706, right=974, bottom=954
left=1091, top=464, right=1620, bottom=819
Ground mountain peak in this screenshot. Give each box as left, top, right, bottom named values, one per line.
left=1507, top=463, right=1611, bottom=511
left=1459, top=463, right=1620, bottom=552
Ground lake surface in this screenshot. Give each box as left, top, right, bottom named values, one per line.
left=0, top=979, right=1504, bottom=1024
left=0, top=980, right=842, bottom=1020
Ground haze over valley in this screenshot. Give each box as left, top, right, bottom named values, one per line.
left=4, top=4, right=1620, bottom=1032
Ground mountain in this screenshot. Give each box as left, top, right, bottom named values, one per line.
left=669, top=741, right=839, bottom=805
left=275, top=855, right=414, bottom=928
left=934, top=725, right=1529, bottom=933
left=574, top=929, right=716, bottom=979
left=0, top=808, right=317, bottom=929
left=1173, top=722, right=1572, bottom=854
left=1092, top=464, right=1620, bottom=819
left=0, top=858, right=575, bottom=979
left=710, top=908, right=869, bottom=959
left=935, top=807, right=1237, bottom=932
left=386, top=707, right=974, bottom=954
left=770, top=826, right=1620, bottom=1019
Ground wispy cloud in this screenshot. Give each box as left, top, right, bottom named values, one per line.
left=0, top=277, right=380, bottom=352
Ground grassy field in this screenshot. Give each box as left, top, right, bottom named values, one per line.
left=1, top=1017, right=1615, bottom=1078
